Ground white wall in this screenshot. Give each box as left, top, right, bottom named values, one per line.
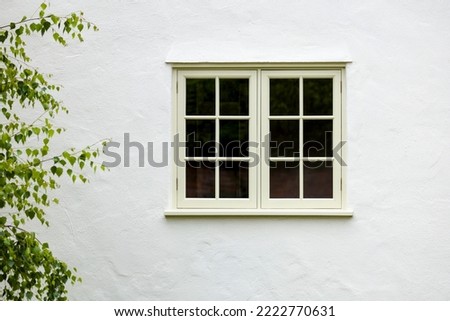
left=2, top=0, right=450, bottom=300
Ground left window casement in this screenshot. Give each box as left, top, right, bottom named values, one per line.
left=176, top=70, right=258, bottom=209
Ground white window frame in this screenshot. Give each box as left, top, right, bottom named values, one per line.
left=165, top=63, right=352, bottom=217
left=261, top=70, right=341, bottom=209
left=176, top=70, right=258, bottom=209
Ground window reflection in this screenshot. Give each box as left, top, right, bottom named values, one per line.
left=270, top=79, right=299, bottom=115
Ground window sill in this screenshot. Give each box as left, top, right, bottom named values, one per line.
left=164, top=209, right=353, bottom=217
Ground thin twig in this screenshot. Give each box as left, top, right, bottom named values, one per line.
left=4, top=225, right=44, bottom=245
left=40, top=138, right=109, bottom=163
left=3, top=52, right=38, bottom=71
left=0, top=17, right=48, bottom=29
left=0, top=12, right=91, bottom=30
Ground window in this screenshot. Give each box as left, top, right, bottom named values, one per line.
left=167, top=64, right=351, bottom=216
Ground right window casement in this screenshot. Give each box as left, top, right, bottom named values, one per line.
left=176, top=68, right=344, bottom=211
left=261, top=70, right=341, bottom=209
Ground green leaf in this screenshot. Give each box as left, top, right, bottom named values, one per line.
left=50, top=15, right=59, bottom=24
left=0, top=3, right=99, bottom=301
left=26, top=291, right=33, bottom=300
left=26, top=209, right=35, bottom=219
left=68, top=156, right=76, bottom=166
left=42, top=19, right=51, bottom=32
left=0, top=30, right=8, bottom=42
left=14, top=133, right=23, bottom=143
left=55, top=167, right=63, bottom=177
left=16, top=26, right=24, bottom=36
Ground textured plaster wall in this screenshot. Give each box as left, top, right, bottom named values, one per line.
left=2, top=0, right=450, bottom=300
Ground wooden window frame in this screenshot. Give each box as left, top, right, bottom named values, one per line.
left=165, top=63, right=352, bottom=217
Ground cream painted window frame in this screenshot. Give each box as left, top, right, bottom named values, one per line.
left=261, top=70, right=341, bottom=209
left=166, top=63, right=352, bottom=217
left=176, top=70, right=258, bottom=209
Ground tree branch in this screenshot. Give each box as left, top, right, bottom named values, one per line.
left=0, top=16, right=48, bottom=29
left=4, top=224, right=44, bottom=245
left=0, top=14, right=71, bottom=30
left=40, top=138, right=109, bottom=163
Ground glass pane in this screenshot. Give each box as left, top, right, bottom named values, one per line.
left=270, top=79, right=299, bottom=115
left=186, top=120, right=215, bottom=157
left=270, top=120, right=299, bottom=157
left=219, top=162, right=248, bottom=198
left=303, top=79, right=333, bottom=115
left=220, top=79, right=249, bottom=115
left=303, top=161, right=333, bottom=198
left=270, top=161, right=299, bottom=198
left=303, top=120, right=332, bottom=157
left=186, top=79, right=215, bottom=115
left=219, top=120, right=248, bottom=157
left=186, top=161, right=215, bottom=198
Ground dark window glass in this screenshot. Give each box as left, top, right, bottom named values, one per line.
left=220, top=79, right=249, bottom=115
left=303, top=161, right=333, bottom=198
left=270, top=161, right=299, bottom=198
left=186, top=79, right=215, bottom=115
left=186, top=161, right=216, bottom=198
left=270, top=120, right=299, bottom=157
left=219, top=120, right=248, bottom=157
left=303, top=79, right=332, bottom=115
left=270, top=79, right=299, bottom=115
left=303, top=120, right=332, bottom=157
left=186, top=120, right=215, bottom=157
left=219, top=162, right=249, bottom=198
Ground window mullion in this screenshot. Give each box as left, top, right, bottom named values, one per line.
left=299, top=76, right=304, bottom=200
left=257, top=68, right=262, bottom=208
left=215, top=76, right=220, bottom=200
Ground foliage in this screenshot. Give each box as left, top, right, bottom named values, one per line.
left=0, top=3, right=103, bottom=300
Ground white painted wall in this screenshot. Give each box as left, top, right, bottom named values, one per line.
left=2, top=0, right=450, bottom=300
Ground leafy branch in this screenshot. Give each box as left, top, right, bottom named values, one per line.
left=1, top=2, right=105, bottom=300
